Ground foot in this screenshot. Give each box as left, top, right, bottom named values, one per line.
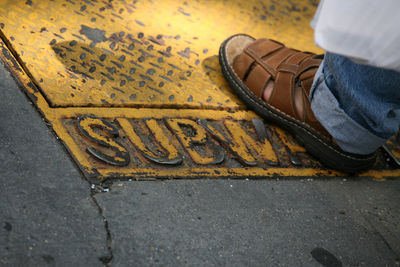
left=219, top=34, right=376, bottom=173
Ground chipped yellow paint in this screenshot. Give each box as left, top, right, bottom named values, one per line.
left=165, top=118, right=223, bottom=165
left=0, top=0, right=399, bottom=181
left=0, top=0, right=321, bottom=109
left=77, top=116, right=130, bottom=165
left=274, top=127, right=306, bottom=154
left=202, top=119, right=279, bottom=165
left=78, top=116, right=127, bottom=154
left=118, top=118, right=182, bottom=162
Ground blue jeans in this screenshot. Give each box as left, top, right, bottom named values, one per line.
left=310, top=52, right=400, bottom=155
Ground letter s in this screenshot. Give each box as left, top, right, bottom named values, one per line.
left=77, top=115, right=130, bottom=166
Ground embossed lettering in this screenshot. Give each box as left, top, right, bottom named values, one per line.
left=118, top=118, right=182, bottom=165
left=77, top=115, right=130, bottom=166
left=165, top=118, right=224, bottom=165
left=199, top=118, right=279, bottom=166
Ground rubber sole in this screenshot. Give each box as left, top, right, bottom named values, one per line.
left=219, top=34, right=376, bottom=173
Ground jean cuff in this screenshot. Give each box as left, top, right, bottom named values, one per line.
left=309, top=63, right=386, bottom=155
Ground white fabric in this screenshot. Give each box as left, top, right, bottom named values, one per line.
left=312, top=0, right=400, bottom=71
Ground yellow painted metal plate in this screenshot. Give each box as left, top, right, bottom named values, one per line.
left=0, top=0, right=399, bottom=181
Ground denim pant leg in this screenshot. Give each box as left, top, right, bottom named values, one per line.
left=309, top=52, right=400, bottom=155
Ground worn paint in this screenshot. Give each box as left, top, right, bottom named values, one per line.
left=0, top=0, right=399, bottom=181
left=0, top=0, right=321, bottom=109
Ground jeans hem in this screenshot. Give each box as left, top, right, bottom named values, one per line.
left=310, top=63, right=386, bottom=155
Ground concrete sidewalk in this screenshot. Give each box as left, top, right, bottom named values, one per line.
left=1, top=59, right=400, bottom=267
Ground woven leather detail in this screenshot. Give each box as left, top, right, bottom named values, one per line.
left=232, top=38, right=329, bottom=137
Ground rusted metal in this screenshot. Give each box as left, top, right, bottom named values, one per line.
left=0, top=0, right=399, bottom=181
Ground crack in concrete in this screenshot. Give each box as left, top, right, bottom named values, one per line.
left=1, top=55, right=115, bottom=266
left=90, top=189, right=114, bottom=266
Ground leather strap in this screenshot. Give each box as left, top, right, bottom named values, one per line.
left=232, top=38, right=325, bottom=133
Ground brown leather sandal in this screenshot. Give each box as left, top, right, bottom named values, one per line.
left=219, top=34, right=376, bottom=173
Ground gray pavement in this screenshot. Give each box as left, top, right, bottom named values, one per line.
left=1, top=59, right=400, bottom=266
